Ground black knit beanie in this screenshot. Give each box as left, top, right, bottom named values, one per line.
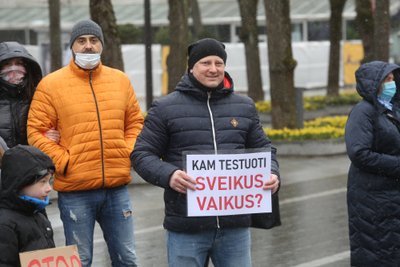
left=1, top=145, right=55, bottom=193
left=69, top=19, right=104, bottom=48
left=187, top=38, right=227, bottom=71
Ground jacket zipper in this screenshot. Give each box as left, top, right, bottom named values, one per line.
left=89, top=71, right=105, bottom=187
left=207, top=91, right=220, bottom=229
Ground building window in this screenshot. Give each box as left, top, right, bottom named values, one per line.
left=204, top=25, right=231, bottom=42
left=0, top=30, right=37, bottom=44
left=307, top=21, right=330, bottom=41
left=292, top=23, right=303, bottom=42
left=346, top=20, right=360, bottom=40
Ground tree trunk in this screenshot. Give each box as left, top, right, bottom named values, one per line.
left=144, top=0, right=153, bottom=110
left=238, top=0, right=264, bottom=102
left=264, top=0, right=297, bottom=129
left=48, top=0, right=62, bottom=72
left=355, top=0, right=374, bottom=63
left=167, top=0, right=189, bottom=93
left=190, top=0, right=203, bottom=40
left=327, top=0, right=346, bottom=97
left=90, top=0, right=124, bottom=71
left=373, top=0, right=390, bottom=61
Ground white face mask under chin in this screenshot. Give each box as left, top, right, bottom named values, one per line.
left=74, top=53, right=101, bottom=70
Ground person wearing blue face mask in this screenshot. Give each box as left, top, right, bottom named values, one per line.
left=377, top=72, right=397, bottom=110
left=345, top=61, right=400, bottom=266
left=0, top=145, right=55, bottom=266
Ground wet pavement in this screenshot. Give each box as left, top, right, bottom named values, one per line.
left=47, top=154, right=351, bottom=267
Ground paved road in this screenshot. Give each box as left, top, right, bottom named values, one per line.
left=48, top=154, right=351, bottom=267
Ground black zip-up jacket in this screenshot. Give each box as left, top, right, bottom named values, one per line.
left=0, top=42, right=42, bottom=148
left=131, top=72, right=279, bottom=232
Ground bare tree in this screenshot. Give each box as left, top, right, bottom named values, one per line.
left=89, top=0, right=124, bottom=71
left=238, top=0, right=264, bottom=102
left=327, top=0, right=347, bottom=97
left=48, top=0, right=62, bottom=72
left=167, top=0, right=189, bottom=93
left=264, top=0, right=297, bottom=129
left=190, top=0, right=204, bottom=40
left=144, top=0, right=153, bottom=110
left=355, top=0, right=374, bottom=63
left=373, top=0, right=390, bottom=61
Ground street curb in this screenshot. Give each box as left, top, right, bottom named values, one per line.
left=275, top=139, right=346, bottom=156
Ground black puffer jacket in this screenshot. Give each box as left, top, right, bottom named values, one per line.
left=345, top=61, right=400, bottom=266
left=131, top=72, right=279, bottom=232
left=0, top=145, right=55, bottom=267
left=0, top=42, right=42, bottom=148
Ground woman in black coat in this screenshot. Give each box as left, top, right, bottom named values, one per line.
left=0, top=41, right=42, bottom=148
left=0, top=145, right=55, bottom=266
left=345, top=61, right=400, bottom=266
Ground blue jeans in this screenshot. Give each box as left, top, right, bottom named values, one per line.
left=58, top=186, right=138, bottom=267
left=167, top=227, right=251, bottom=267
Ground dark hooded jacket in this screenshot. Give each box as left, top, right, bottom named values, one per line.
left=0, top=145, right=55, bottom=267
left=0, top=42, right=42, bottom=148
left=345, top=61, right=400, bottom=266
left=131, top=72, right=280, bottom=232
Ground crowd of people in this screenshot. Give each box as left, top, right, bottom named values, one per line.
left=0, top=20, right=279, bottom=267
left=2, top=17, right=399, bottom=267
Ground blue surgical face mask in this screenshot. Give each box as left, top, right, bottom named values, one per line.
left=380, top=81, right=397, bottom=100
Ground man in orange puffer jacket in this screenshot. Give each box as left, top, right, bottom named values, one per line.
left=27, top=19, right=143, bottom=267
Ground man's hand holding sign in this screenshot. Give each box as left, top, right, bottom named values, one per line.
left=169, top=169, right=197, bottom=194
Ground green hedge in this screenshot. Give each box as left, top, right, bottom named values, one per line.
left=256, top=91, right=361, bottom=113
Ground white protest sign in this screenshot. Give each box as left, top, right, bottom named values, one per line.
left=186, top=151, right=271, bottom=216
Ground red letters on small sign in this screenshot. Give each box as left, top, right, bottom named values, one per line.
left=26, top=255, right=82, bottom=267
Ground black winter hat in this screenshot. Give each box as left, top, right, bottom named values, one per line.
left=69, top=19, right=104, bottom=48
left=187, top=38, right=227, bottom=70
left=1, top=145, right=55, bottom=193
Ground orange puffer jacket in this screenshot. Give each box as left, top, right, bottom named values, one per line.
left=27, top=60, right=144, bottom=192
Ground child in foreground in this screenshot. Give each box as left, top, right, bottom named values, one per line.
left=0, top=144, right=55, bottom=266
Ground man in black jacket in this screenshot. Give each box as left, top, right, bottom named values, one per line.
left=131, top=38, right=280, bottom=267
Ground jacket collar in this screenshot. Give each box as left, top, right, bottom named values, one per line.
left=176, top=72, right=234, bottom=100
left=68, top=58, right=103, bottom=79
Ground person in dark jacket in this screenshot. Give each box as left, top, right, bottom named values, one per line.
left=0, top=41, right=42, bottom=148
left=0, top=136, right=7, bottom=169
left=0, top=136, right=8, bottom=179
left=0, top=144, right=55, bottom=267
left=0, top=41, right=59, bottom=148
left=345, top=61, right=400, bottom=266
left=131, top=38, right=280, bottom=267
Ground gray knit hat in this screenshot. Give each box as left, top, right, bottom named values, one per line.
left=69, top=19, right=104, bottom=48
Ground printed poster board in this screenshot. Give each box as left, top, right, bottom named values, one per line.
left=186, top=150, right=272, bottom=216
left=19, top=245, right=81, bottom=267
left=343, top=41, right=363, bottom=86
